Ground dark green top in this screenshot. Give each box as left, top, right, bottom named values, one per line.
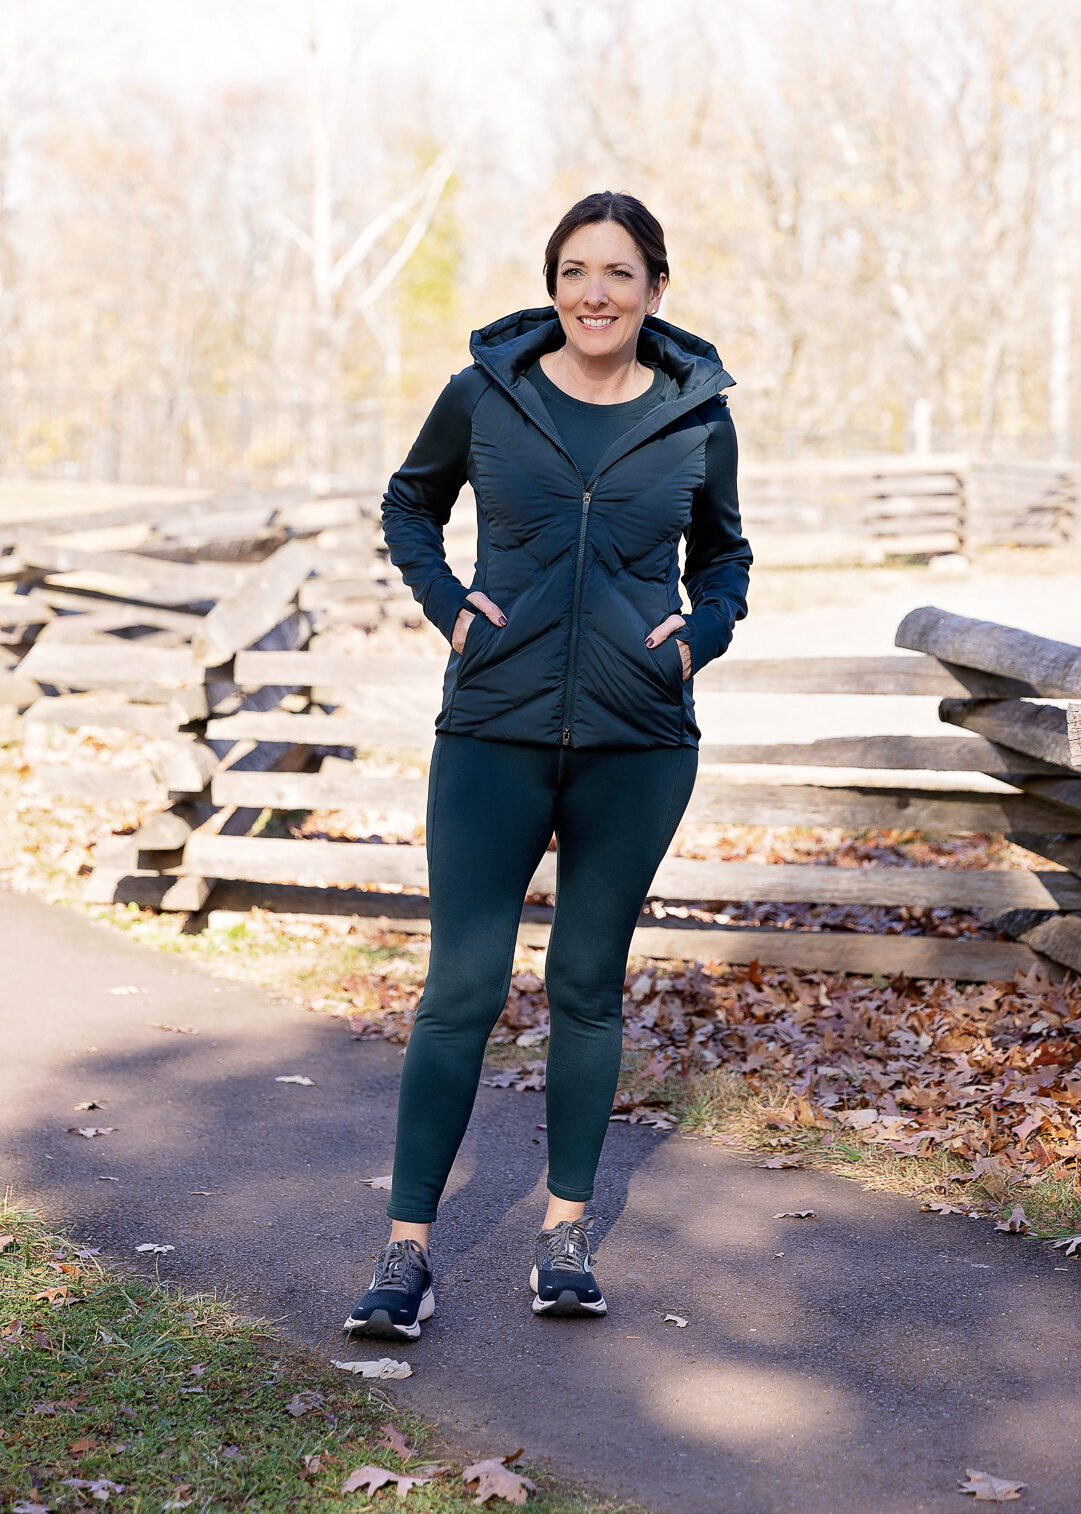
left=526, top=357, right=666, bottom=485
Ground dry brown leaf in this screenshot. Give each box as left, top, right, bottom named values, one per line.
left=341, top=1465, right=432, bottom=1497
left=300, top=1453, right=321, bottom=1478
left=330, top=1357, right=412, bottom=1378
left=362, top=1175, right=393, bottom=1189
left=662, top=1313, right=689, bottom=1327
left=149, top=1022, right=198, bottom=1034
left=920, top=1201, right=970, bottom=1216
left=0, top=1234, right=15, bottom=1252
left=379, top=1422, right=415, bottom=1458
left=285, top=1391, right=324, bottom=1418
left=772, top=1210, right=817, bottom=1220
left=1050, top=1235, right=1081, bottom=1257
left=994, top=1205, right=1030, bottom=1235
left=73, top=1100, right=106, bottom=1112
left=758, top=1156, right=803, bottom=1169
left=67, top=1127, right=117, bottom=1139
left=462, top=1453, right=537, bottom=1506
left=958, top=1468, right=1026, bottom=1501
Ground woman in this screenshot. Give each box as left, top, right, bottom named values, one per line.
left=344, top=190, right=751, bottom=1339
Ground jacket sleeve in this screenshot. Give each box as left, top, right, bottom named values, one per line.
left=380, top=366, right=486, bottom=644
left=672, top=400, right=752, bottom=675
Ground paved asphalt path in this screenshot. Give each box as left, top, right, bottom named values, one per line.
left=3, top=886, right=1081, bottom=1514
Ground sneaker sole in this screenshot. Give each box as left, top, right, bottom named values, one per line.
left=342, top=1284, right=436, bottom=1340
left=529, top=1264, right=607, bottom=1317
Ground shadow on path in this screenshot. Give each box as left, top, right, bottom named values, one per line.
left=2, top=886, right=1079, bottom=1514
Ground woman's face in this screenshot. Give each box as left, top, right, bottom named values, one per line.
left=550, top=219, right=667, bottom=363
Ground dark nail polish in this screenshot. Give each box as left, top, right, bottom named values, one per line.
left=498, top=615, right=507, bottom=626
left=644, top=637, right=654, bottom=647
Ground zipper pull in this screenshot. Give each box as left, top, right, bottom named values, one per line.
left=562, top=727, right=571, bottom=745
left=582, top=491, right=591, bottom=507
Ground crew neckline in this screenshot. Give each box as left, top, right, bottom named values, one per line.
left=528, top=356, right=664, bottom=412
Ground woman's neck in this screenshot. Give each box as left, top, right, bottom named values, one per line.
left=538, top=344, right=654, bottom=405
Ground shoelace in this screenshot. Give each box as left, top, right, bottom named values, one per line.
left=375, top=1239, right=424, bottom=1290
left=543, top=1219, right=594, bottom=1273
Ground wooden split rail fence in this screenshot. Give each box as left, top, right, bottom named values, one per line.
left=733, top=455, right=1079, bottom=566
left=3, top=501, right=1080, bottom=984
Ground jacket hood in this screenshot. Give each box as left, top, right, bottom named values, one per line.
left=469, top=305, right=736, bottom=401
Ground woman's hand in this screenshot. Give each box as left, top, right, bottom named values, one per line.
left=452, top=593, right=506, bottom=654
left=644, top=614, right=691, bottom=680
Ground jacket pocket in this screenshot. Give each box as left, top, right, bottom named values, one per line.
left=457, top=608, right=497, bottom=669
left=650, top=629, right=687, bottom=698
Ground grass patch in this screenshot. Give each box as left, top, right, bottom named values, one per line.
left=662, top=1068, right=1081, bottom=1242
left=0, top=1203, right=645, bottom=1514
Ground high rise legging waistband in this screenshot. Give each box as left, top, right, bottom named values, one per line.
left=386, top=732, right=699, bottom=1223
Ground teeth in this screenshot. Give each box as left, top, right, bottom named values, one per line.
left=581, top=317, right=615, bottom=327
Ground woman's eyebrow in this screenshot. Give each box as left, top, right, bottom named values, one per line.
left=560, top=259, right=634, bottom=269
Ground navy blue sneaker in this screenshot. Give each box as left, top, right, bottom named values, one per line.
left=343, top=1238, right=435, bottom=1341
left=529, top=1217, right=607, bottom=1317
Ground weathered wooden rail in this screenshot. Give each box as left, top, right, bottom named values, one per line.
left=2, top=485, right=1080, bottom=983
left=2, top=484, right=1077, bottom=981
left=698, top=455, right=1079, bottom=566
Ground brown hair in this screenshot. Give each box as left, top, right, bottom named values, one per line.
left=543, top=191, right=669, bottom=299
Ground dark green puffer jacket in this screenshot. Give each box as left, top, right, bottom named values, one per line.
left=380, top=305, right=752, bottom=749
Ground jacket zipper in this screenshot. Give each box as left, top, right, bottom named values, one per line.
left=561, top=489, right=591, bottom=744
left=470, top=358, right=598, bottom=747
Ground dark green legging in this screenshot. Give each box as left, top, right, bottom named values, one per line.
left=386, top=732, right=699, bottom=1223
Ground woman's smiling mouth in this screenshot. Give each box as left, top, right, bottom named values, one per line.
left=578, top=315, right=617, bottom=329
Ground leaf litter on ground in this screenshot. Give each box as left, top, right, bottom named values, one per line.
left=958, top=1468, right=1026, bottom=1501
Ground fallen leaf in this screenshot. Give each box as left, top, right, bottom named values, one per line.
left=33, top=1287, right=73, bottom=1304
left=921, top=1201, right=970, bottom=1216
left=958, top=1468, right=1026, bottom=1501
left=286, top=1391, right=324, bottom=1418
left=12, top=1504, right=50, bottom=1514
left=150, top=1022, right=198, bottom=1034
left=662, top=1313, right=689, bottom=1327
left=300, top=1453, right=321, bottom=1478
left=772, top=1210, right=817, bottom=1220
left=758, top=1155, right=804, bottom=1169
left=134, top=1243, right=175, bottom=1254
left=362, top=1175, right=393, bottom=1189
left=0, top=1234, right=14, bottom=1251
left=994, top=1206, right=1030, bottom=1235
left=61, top=1480, right=124, bottom=1501
left=188, top=1190, right=220, bottom=1196
left=330, top=1357, right=413, bottom=1379
left=96, top=1176, right=120, bottom=1183
left=1051, top=1235, right=1081, bottom=1257
left=68, top=1127, right=117, bottom=1139
left=462, top=1453, right=537, bottom=1506
left=220, top=1446, right=244, bottom=1461
left=275, top=1074, right=315, bottom=1086
left=379, top=1423, right=415, bottom=1458
left=73, top=1101, right=106, bottom=1112
left=340, top=1464, right=433, bottom=1497
left=70, top=1437, right=101, bottom=1454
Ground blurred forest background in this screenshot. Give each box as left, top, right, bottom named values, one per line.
left=0, top=0, right=1079, bottom=484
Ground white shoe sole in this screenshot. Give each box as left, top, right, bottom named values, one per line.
left=529, top=1263, right=607, bottom=1316
left=342, top=1283, right=436, bottom=1340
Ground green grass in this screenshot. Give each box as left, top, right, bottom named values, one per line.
left=662, top=1067, right=1081, bottom=1242
left=0, top=1203, right=646, bottom=1514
